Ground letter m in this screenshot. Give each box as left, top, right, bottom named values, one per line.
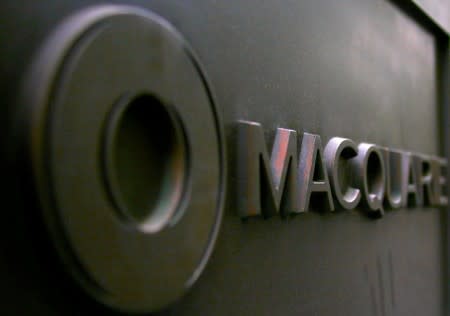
left=236, top=121, right=299, bottom=218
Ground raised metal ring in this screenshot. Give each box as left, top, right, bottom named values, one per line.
left=22, top=5, right=226, bottom=313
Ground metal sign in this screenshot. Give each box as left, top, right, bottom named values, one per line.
left=2, top=0, right=449, bottom=315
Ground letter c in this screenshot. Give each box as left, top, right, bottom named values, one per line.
left=324, top=137, right=361, bottom=210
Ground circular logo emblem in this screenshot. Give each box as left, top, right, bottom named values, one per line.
left=23, top=5, right=225, bottom=313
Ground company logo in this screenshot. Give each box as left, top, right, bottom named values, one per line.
left=235, top=121, right=447, bottom=219
left=23, top=5, right=225, bottom=313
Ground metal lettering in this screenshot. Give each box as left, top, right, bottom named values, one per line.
left=432, top=157, right=448, bottom=206
left=298, top=133, right=334, bottom=212
left=403, top=153, right=422, bottom=207
left=324, top=137, right=361, bottom=210
left=381, top=148, right=403, bottom=209
left=350, top=143, right=385, bottom=217
left=235, top=120, right=448, bottom=218
left=416, top=154, right=435, bottom=206
left=236, top=121, right=299, bottom=217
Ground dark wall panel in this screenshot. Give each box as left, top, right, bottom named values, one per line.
left=0, top=0, right=448, bottom=315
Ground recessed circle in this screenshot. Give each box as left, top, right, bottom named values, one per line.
left=103, top=94, right=187, bottom=233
